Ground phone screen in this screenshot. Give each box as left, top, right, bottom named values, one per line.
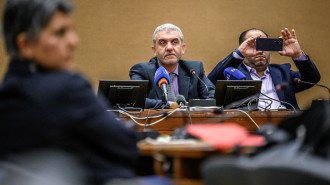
left=256, top=38, right=283, bottom=51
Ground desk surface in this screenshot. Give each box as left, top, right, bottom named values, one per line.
left=138, top=139, right=226, bottom=157
left=128, top=110, right=297, bottom=185
left=138, top=139, right=258, bottom=185
left=121, top=109, right=298, bottom=135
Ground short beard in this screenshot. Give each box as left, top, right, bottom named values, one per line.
left=244, top=56, right=270, bottom=70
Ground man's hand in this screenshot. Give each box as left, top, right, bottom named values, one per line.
left=170, top=102, right=179, bottom=109
left=278, top=28, right=303, bottom=58
left=238, top=35, right=262, bottom=57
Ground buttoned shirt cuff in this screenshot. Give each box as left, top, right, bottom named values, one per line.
left=233, top=51, right=244, bottom=60
left=292, top=52, right=307, bottom=61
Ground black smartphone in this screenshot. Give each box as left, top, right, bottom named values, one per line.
left=256, top=38, right=283, bottom=51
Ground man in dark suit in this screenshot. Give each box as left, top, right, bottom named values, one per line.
left=208, top=28, right=320, bottom=110
left=0, top=1, right=171, bottom=185
left=130, top=23, right=215, bottom=109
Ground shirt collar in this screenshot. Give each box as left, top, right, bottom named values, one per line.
left=157, top=61, right=179, bottom=75
left=243, top=63, right=270, bottom=75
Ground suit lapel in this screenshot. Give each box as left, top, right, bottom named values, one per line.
left=178, top=63, right=190, bottom=98
left=269, top=66, right=285, bottom=101
left=239, top=64, right=285, bottom=101
left=149, top=58, right=164, bottom=99
left=238, top=64, right=253, bottom=80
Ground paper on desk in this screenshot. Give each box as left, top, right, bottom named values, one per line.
left=186, top=123, right=265, bottom=149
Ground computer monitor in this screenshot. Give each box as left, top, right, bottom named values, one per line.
left=214, top=80, right=262, bottom=109
left=97, top=80, right=149, bottom=111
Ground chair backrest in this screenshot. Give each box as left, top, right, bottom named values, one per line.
left=0, top=149, right=86, bottom=185
left=202, top=149, right=330, bottom=185
left=201, top=156, right=255, bottom=185
left=255, top=167, right=330, bottom=185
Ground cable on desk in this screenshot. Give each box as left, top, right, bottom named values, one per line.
left=223, top=109, right=260, bottom=129
left=144, top=108, right=151, bottom=130
left=260, top=92, right=296, bottom=112
left=232, top=96, right=273, bottom=111
left=117, top=106, right=260, bottom=129
left=119, top=108, right=180, bottom=127
left=245, top=96, right=259, bottom=111
left=251, top=98, right=273, bottom=111
left=107, top=110, right=166, bottom=120
left=117, top=106, right=143, bottom=115
left=184, top=106, right=193, bottom=125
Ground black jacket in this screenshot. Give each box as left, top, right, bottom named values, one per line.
left=208, top=53, right=321, bottom=109
left=130, top=57, right=215, bottom=109
left=0, top=58, right=139, bottom=184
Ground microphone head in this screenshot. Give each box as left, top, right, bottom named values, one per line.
left=293, top=78, right=301, bottom=84
left=223, top=67, right=246, bottom=80
left=154, top=66, right=170, bottom=87
left=190, top=69, right=196, bottom=76
left=175, top=95, right=186, bottom=105
left=276, top=82, right=289, bottom=91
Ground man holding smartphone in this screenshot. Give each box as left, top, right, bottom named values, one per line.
left=208, top=28, right=320, bottom=110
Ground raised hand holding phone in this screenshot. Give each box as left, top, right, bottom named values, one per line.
left=237, top=35, right=262, bottom=57
left=278, top=28, right=303, bottom=58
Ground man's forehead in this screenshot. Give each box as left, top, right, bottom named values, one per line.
left=246, top=30, right=267, bottom=39
left=156, top=30, right=180, bottom=40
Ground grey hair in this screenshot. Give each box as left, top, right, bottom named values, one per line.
left=2, top=0, right=73, bottom=58
left=152, top=23, right=184, bottom=46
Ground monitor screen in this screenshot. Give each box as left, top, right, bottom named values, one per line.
left=97, top=80, right=149, bottom=110
left=214, top=80, right=262, bottom=109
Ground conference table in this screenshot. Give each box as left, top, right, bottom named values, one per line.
left=120, top=108, right=297, bottom=135
left=120, top=109, right=298, bottom=185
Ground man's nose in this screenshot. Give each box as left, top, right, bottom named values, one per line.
left=67, top=30, right=79, bottom=49
left=166, top=42, right=173, bottom=51
left=256, top=50, right=263, bottom=55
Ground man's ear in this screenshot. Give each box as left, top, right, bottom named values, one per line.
left=182, top=43, right=186, bottom=54
left=16, top=33, right=34, bottom=59
left=151, top=45, right=156, bottom=56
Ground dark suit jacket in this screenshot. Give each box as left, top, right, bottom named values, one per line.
left=130, top=57, right=215, bottom=109
left=0, top=58, right=139, bottom=184
left=208, top=53, right=321, bottom=110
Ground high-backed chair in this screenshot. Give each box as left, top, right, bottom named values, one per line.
left=202, top=142, right=330, bottom=185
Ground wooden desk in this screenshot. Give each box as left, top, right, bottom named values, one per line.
left=138, top=140, right=217, bottom=185
left=128, top=110, right=297, bottom=185
left=138, top=140, right=257, bottom=185
left=121, top=109, right=298, bottom=135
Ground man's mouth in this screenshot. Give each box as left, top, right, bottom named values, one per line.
left=165, top=54, right=175, bottom=57
left=255, top=55, right=265, bottom=59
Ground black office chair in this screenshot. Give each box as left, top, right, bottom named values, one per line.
left=255, top=167, right=330, bottom=185
left=0, top=149, right=86, bottom=185
left=201, top=156, right=255, bottom=185
left=202, top=141, right=330, bottom=185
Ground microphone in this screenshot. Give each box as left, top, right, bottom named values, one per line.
left=276, top=82, right=288, bottom=92
left=262, top=82, right=289, bottom=94
left=223, top=67, right=247, bottom=80
left=174, top=94, right=194, bottom=125
left=294, top=78, right=330, bottom=99
left=154, top=66, right=171, bottom=103
left=175, top=95, right=186, bottom=108
left=190, top=69, right=210, bottom=99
